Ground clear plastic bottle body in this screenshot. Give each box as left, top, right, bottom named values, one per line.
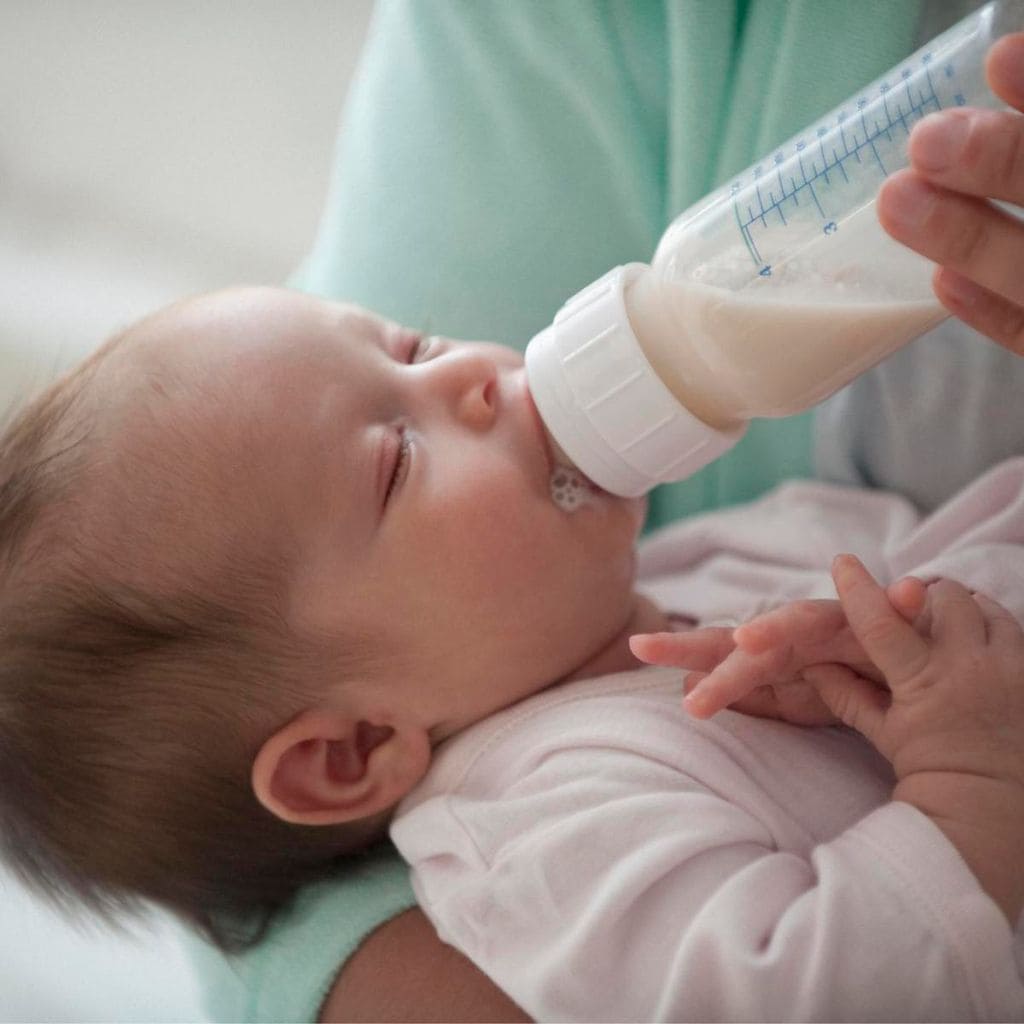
left=524, top=0, right=1023, bottom=497
left=625, top=0, right=1019, bottom=427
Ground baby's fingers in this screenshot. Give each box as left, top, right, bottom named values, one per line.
left=832, top=555, right=931, bottom=685
left=630, top=628, right=735, bottom=670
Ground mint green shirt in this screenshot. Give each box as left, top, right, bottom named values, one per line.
left=186, top=3, right=926, bottom=1019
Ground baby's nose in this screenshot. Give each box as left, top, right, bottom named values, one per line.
left=427, top=348, right=499, bottom=430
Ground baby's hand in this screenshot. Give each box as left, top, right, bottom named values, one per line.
left=630, top=577, right=925, bottom=724
left=808, top=557, right=1024, bottom=785
left=808, top=556, right=1024, bottom=922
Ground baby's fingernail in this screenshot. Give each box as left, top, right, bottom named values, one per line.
left=911, top=111, right=969, bottom=172
left=881, top=173, right=937, bottom=231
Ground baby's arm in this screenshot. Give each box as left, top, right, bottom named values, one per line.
left=638, top=556, right=1024, bottom=924
left=630, top=577, right=925, bottom=723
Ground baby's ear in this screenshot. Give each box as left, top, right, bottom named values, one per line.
left=251, top=708, right=430, bottom=825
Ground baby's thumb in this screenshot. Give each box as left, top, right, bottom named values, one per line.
left=802, top=664, right=889, bottom=751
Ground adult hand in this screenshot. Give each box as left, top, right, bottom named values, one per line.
left=877, top=33, right=1024, bottom=353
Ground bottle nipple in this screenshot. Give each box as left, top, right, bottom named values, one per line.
left=549, top=464, right=599, bottom=513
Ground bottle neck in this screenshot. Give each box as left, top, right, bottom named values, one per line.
left=524, top=263, right=746, bottom=498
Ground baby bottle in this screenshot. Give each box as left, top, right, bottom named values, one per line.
left=525, top=0, right=1023, bottom=497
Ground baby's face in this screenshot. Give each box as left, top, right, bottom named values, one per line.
left=103, top=287, right=645, bottom=736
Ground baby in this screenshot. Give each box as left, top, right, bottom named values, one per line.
left=1, top=286, right=1022, bottom=1018
left=0, top=285, right=649, bottom=950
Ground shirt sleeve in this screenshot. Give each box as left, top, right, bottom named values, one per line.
left=396, top=746, right=1024, bottom=1022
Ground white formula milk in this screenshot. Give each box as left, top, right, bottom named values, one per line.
left=627, top=203, right=947, bottom=428
left=526, top=203, right=949, bottom=498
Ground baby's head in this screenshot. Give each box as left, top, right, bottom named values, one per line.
left=0, top=287, right=644, bottom=948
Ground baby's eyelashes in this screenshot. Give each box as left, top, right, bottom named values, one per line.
left=409, top=335, right=442, bottom=362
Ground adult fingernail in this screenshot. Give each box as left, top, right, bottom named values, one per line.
left=989, top=34, right=1024, bottom=101
left=880, top=173, right=936, bottom=231
left=832, top=554, right=862, bottom=577
left=936, top=267, right=981, bottom=311
left=911, top=111, right=969, bottom=172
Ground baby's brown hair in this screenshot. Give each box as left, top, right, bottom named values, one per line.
left=0, top=331, right=372, bottom=951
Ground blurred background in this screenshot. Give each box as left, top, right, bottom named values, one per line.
left=0, top=1, right=374, bottom=1018
left=0, top=0, right=373, bottom=413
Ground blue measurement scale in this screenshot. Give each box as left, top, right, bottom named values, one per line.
left=729, top=29, right=979, bottom=276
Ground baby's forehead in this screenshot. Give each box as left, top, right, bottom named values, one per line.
left=116, top=289, right=383, bottom=397
left=87, top=287, right=403, bottom=511
left=73, top=288, right=393, bottom=603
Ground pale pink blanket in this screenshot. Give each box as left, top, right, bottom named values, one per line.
left=637, top=456, right=1024, bottom=627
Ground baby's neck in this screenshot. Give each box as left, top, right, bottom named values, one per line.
left=562, top=593, right=670, bottom=684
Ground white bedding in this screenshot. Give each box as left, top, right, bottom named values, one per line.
left=0, top=863, right=206, bottom=1022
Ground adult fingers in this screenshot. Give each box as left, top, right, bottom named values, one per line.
left=932, top=266, right=1024, bottom=355
left=682, top=671, right=707, bottom=697
left=629, top=628, right=735, bottom=670
left=726, top=685, right=839, bottom=727
left=987, top=33, right=1024, bottom=112
left=683, top=648, right=785, bottom=719
left=733, top=600, right=847, bottom=654
left=831, top=555, right=931, bottom=684
left=877, top=170, right=1024, bottom=309
left=907, top=108, right=1024, bottom=205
